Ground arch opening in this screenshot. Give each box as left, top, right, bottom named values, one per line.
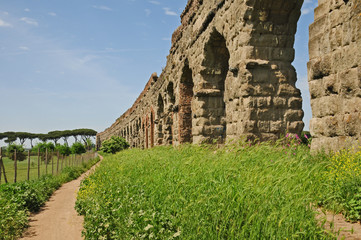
left=199, top=29, right=230, bottom=143
left=179, top=63, right=194, bottom=143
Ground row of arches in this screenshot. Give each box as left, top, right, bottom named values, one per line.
left=113, top=29, right=231, bottom=148
left=98, top=0, right=307, bottom=148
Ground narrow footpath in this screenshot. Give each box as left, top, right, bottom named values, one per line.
left=20, top=156, right=102, bottom=240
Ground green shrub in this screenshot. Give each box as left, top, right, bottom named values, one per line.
left=321, top=146, right=361, bottom=222
left=6, top=144, right=26, bottom=161
left=56, top=144, right=71, bottom=156
left=71, top=142, right=86, bottom=155
left=100, top=136, right=129, bottom=154
left=32, top=142, right=55, bottom=154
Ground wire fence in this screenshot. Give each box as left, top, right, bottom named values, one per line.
left=0, top=148, right=97, bottom=184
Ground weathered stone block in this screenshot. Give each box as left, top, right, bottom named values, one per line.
left=309, top=0, right=361, bottom=152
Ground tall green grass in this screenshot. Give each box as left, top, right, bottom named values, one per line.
left=76, top=144, right=335, bottom=239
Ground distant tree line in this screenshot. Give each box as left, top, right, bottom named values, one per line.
left=0, top=129, right=97, bottom=148
left=0, top=129, right=97, bottom=161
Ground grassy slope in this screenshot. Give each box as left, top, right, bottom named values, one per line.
left=77, top=144, right=335, bottom=239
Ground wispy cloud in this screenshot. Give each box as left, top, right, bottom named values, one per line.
left=19, top=46, right=30, bottom=51
left=24, top=8, right=30, bottom=12
left=163, top=8, right=177, bottom=16
left=145, top=9, right=151, bottom=16
left=161, top=37, right=171, bottom=41
left=301, top=8, right=312, bottom=15
left=301, top=0, right=317, bottom=15
left=0, top=18, right=12, bottom=27
left=92, top=5, right=113, bottom=11
left=20, top=17, right=38, bottom=26
left=48, top=12, right=57, bottom=17
left=149, top=1, right=160, bottom=5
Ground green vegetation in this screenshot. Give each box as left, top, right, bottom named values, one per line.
left=0, top=156, right=99, bottom=240
left=322, top=147, right=361, bottom=222
left=56, top=144, right=71, bottom=156
left=100, top=136, right=129, bottom=154
left=71, top=142, right=87, bottom=155
left=6, top=144, right=26, bottom=161
left=76, top=139, right=361, bottom=239
left=32, top=142, right=55, bottom=154
left=0, top=128, right=97, bottom=146
left=1, top=153, right=91, bottom=183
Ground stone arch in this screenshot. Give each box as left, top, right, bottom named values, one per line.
left=198, top=29, right=230, bottom=143
left=165, top=81, right=175, bottom=145
left=157, top=94, right=165, bottom=145
left=145, top=115, right=149, bottom=149
left=166, top=82, right=175, bottom=105
left=150, top=110, right=155, bottom=148
left=157, top=94, right=164, bottom=117
left=179, top=61, right=194, bottom=143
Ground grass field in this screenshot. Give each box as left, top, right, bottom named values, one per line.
left=1, top=153, right=95, bottom=184
left=77, top=141, right=353, bottom=239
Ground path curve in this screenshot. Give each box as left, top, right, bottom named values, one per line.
left=20, top=156, right=102, bottom=240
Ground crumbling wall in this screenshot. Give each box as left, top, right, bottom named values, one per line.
left=97, top=0, right=305, bottom=148
left=308, top=0, right=361, bottom=152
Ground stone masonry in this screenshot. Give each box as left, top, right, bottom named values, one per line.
left=308, top=0, right=361, bottom=152
left=97, top=0, right=305, bottom=149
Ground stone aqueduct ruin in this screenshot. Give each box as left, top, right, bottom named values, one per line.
left=97, top=0, right=360, bottom=152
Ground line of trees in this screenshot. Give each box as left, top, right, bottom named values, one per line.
left=0, top=129, right=97, bottom=148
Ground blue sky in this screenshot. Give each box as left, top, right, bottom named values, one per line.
left=0, top=0, right=317, bottom=146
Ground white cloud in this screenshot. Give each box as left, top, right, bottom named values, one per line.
left=145, top=9, right=151, bottom=16
left=19, top=46, right=30, bottom=51
left=163, top=8, right=177, bottom=16
left=161, top=37, right=171, bottom=41
left=92, top=5, right=113, bottom=11
left=24, top=8, right=30, bottom=12
left=0, top=18, right=12, bottom=27
left=20, top=17, right=38, bottom=26
left=301, top=8, right=312, bottom=15
left=48, top=12, right=57, bottom=16
left=149, top=1, right=160, bottom=4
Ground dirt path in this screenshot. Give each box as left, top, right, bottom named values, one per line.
left=20, top=156, right=102, bottom=240
left=317, top=209, right=361, bottom=240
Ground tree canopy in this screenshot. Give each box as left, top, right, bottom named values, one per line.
left=0, top=129, right=97, bottom=147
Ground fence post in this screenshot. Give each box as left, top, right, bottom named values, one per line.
left=38, top=148, right=40, bottom=179
left=57, top=151, right=59, bottom=174
left=51, top=150, right=54, bottom=175
left=27, top=150, right=30, bottom=181
left=45, top=148, right=48, bottom=175
left=0, top=155, right=1, bottom=184
left=61, top=155, right=64, bottom=171
left=0, top=147, right=8, bottom=183
left=14, top=149, right=17, bottom=183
